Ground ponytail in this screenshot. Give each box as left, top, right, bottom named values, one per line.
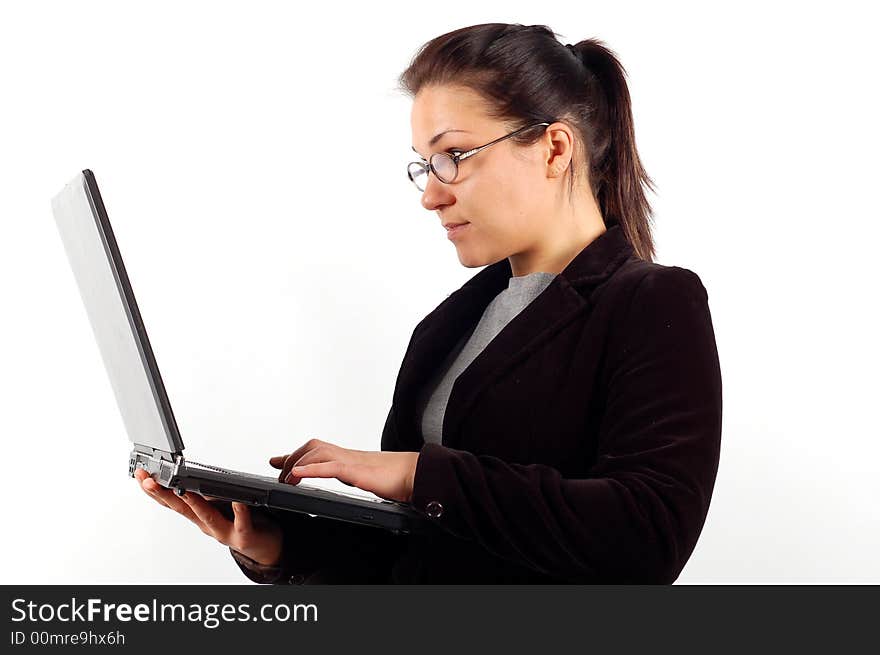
left=570, top=39, right=656, bottom=261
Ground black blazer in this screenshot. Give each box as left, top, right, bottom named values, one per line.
left=233, top=224, right=723, bottom=584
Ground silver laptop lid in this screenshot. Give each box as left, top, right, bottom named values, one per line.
left=51, top=170, right=184, bottom=456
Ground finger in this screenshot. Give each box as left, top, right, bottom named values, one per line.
left=138, top=479, right=171, bottom=509
left=296, top=446, right=371, bottom=471
left=280, top=472, right=302, bottom=486
left=286, top=461, right=352, bottom=484
left=134, top=468, right=167, bottom=492
left=141, top=481, right=205, bottom=524
left=281, top=451, right=326, bottom=483
left=278, top=443, right=380, bottom=487
left=135, top=471, right=175, bottom=508
left=277, top=453, right=297, bottom=482
left=138, top=473, right=167, bottom=497
left=270, top=439, right=328, bottom=478
left=180, top=491, right=233, bottom=543
left=270, top=444, right=313, bottom=470
left=282, top=443, right=348, bottom=481
left=231, top=502, right=254, bottom=537
left=276, top=448, right=313, bottom=481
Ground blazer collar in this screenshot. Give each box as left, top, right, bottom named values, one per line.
left=461, top=222, right=634, bottom=294
left=391, top=223, right=634, bottom=450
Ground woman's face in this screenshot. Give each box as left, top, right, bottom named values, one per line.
left=410, top=84, right=561, bottom=269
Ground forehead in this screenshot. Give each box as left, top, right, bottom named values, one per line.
left=410, top=85, right=496, bottom=150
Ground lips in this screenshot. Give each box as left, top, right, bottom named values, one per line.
left=445, top=222, right=469, bottom=240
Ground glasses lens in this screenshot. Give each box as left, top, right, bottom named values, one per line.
left=408, top=162, right=428, bottom=191
left=430, top=153, right=457, bottom=183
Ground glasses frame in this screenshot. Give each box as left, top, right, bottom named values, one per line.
left=407, top=122, right=551, bottom=192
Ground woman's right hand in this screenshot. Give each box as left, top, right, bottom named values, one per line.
left=134, top=468, right=283, bottom=566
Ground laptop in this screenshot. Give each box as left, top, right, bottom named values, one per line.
left=50, top=169, right=427, bottom=535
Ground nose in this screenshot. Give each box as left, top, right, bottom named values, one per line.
left=420, top=172, right=455, bottom=212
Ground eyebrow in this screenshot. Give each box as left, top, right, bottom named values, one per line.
left=411, top=129, right=471, bottom=157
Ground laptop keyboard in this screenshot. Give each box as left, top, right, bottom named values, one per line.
left=186, top=459, right=278, bottom=483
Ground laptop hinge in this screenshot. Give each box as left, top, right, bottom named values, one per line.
left=129, top=444, right=184, bottom=485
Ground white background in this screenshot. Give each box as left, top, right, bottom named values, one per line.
left=1, top=1, right=877, bottom=583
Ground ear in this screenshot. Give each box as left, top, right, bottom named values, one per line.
left=544, top=122, right=576, bottom=179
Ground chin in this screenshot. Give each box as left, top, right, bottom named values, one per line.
left=455, top=247, right=494, bottom=269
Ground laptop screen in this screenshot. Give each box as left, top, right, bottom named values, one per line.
left=51, top=170, right=184, bottom=455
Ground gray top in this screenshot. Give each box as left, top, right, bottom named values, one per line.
left=419, top=270, right=557, bottom=444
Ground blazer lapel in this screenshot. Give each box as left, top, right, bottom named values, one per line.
left=442, top=278, right=590, bottom=448
left=392, top=224, right=635, bottom=451
left=391, top=263, right=509, bottom=450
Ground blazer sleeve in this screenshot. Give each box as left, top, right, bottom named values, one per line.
left=230, top=509, right=405, bottom=584
left=409, top=267, right=723, bottom=583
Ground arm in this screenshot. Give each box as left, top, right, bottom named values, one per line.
left=231, top=511, right=405, bottom=584
left=232, top=408, right=415, bottom=584
left=409, top=267, right=723, bottom=583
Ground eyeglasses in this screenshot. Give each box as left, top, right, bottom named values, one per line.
left=407, top=122, right=551, bottom=192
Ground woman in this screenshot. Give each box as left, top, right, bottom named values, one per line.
left=136, top=22, right=722, bottom=584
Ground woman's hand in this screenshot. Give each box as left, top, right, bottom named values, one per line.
left=270, top=439, right=420, bottom=503
left=133, top=468, right=283, bottom=566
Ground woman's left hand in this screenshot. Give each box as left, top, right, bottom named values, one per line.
left=269, top=439, right=420, bottom=503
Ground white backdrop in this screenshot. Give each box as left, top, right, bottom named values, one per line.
left=1, top=0, right=877, bottom=584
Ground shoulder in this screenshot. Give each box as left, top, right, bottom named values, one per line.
left=597, top=256, right=709, bottom=310
left=589, top=257, right=713, bottom=347
left=595, top=258, right=720, bottom=384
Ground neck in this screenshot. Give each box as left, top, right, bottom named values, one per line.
left=508, top=193, right=607, bottom=277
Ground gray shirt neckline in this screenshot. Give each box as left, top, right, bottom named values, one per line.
left=419, top=270, right=558, bottom=444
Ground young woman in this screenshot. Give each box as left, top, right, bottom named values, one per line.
left=136, top=22, right=722, bottom=584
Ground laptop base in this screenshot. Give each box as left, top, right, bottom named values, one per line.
left=129, top=446, right=429, bottom=536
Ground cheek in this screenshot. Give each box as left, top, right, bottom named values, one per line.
left=456, top=158, right=544, bottom=255
left=488, top=183, right=542, bottom=238
left=474, top=163, right=537, bottom=224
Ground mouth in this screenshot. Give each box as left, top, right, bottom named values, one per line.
left=444, top=222, right=470, bottom=240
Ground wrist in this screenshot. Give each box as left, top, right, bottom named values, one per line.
left=406, top=451, right=420, bottom=503
left=244, top=524, right=284, bottom=567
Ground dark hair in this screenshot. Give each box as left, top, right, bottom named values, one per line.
left=398, top=23, right=656, bottom=262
